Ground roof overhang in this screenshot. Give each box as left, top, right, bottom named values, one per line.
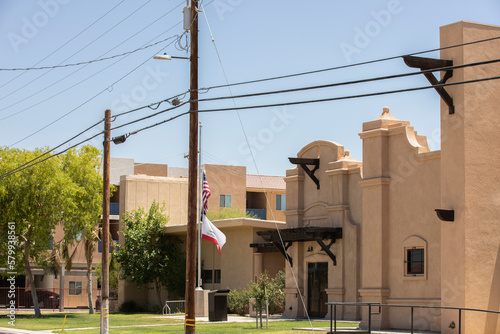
left=252, top=227, right=343, bottom=267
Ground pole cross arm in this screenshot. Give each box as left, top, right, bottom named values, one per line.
left=288, top=157, right=320, bottom=189
left=403, top=55, right=455, bottom=114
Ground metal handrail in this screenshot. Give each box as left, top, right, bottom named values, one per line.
left=163, top=300, right=186, bottom=315
left=327, top=301, right=500, bottom=334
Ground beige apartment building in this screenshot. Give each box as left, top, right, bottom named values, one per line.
left=279, top=21, right=500, bottom=334
left=118, top=163, right=287, bottom=308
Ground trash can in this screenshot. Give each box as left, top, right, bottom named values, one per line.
left=208, top=289, right=229, bottom=321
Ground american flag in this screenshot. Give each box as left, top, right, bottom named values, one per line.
left=202, top=171, right=211, bottom=216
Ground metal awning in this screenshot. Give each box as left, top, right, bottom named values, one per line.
left=251, top=227, right=342, bottom=267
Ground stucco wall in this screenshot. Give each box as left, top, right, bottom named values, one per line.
left=440, top=21, right=500, bottom=334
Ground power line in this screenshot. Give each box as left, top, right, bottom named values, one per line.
left=0, top=0, right=126, bottom=91
left=196, top=75, right=500, bottom=114
left=200, top=35, right=500, bottom=91
left=8, top=32, right=184, bottom=147
left=0, top=0, right=184, bottom=122
left=3, top=73, right=499, bottom=179
left=198, top=58, right=500, bottom=103
left=0, top=35, right=177, bottom=72
left=0, top=120, right=104, bottom=179
left=0, top=0, right=155, bottom=110
left=110, top=101, right=189, bottom=133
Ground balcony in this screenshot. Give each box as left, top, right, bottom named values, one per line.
left=110, top=202, right=119, bottom=216
left=247, top=208, right=266, bottom=220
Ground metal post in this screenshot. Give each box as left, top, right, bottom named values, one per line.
left=411, top=306, right=414, bottom=334
left=334, top=304, right=337, bottom=333
left=100, top=109, right=111, bottom=334
left=185, top=1, right=199, bottom=332
left=368, top=304, right=372, bottom=334
left=196, top=123, right=202, bottom=290
left=458, top=308, right=462, bottom=334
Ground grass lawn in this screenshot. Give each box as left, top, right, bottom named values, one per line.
left=1, top=312, right=359, bottom=333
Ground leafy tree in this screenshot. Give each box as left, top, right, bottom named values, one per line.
left=0, top=148, right=73, bottom=317
left=228, top=270, right=285, bottom=316
left=0, top=146, right=103, bottom=317
left=61, top=146, right=103, bottom=314
left=116, top=201, right=185, bottom=307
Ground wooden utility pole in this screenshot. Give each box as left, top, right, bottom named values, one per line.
left=100, top=109, right=111, bottom=334
left=185, top=1, right=199, bottom=333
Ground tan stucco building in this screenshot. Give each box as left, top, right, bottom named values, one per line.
left=117, top=163, right=287, bottom=308
left=279, top=21, right=500, bottom=333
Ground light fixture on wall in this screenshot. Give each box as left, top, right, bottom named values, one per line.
left=449, top=321, right=456, bottom=329
left=307, top=246, right=313, bottom=252
left=435, top=209, right=455, bottom=222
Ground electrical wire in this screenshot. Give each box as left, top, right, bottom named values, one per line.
left=200, top=35, right=500, bottom=91
left=0, top=0, right=154, bottom=110
left=112, top=91, right=189, bottom=118
left=110, top=101, right=189, bottom=133
left=0, top=0, right=185, bottom=121
left=195, top=74, right=500, bottom=114
left=3, top=72, right=499, bottom=179
left=0, top=0, right=126, bottom=91
left=8, top=32, right=184, bottom=147
left=197, top=58, right=500, bottom=103
left=0, top=120, right=105, bottom=179
left=0, top=36, right=176, bottom=72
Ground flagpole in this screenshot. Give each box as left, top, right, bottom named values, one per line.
left=196, top=122, right=203, bottom=290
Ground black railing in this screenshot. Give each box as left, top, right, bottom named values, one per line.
left=328, top=302, right=500, bottom=334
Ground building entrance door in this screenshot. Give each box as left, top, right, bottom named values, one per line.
left=307, top=262, right=328, bottom=318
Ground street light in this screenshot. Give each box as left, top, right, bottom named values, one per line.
left=153, top=53, right=189, bottom=61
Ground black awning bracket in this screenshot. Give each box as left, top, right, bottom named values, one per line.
left=288, top=157, right=320, bottom=189
left=403, top=55, right=455, bottom=114
left=256, top=227, right=342, bottom=266
left=316, top=239, right=337, bottom=265
left=273, top=241, right=293, bottom=267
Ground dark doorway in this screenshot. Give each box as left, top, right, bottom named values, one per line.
left=307, top=262, right=328, bottom=318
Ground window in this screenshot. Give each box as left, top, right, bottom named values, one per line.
left=276, top=194, right=286, bottom=211
left=220, top=194, right=232, bottom=208
left=402, top=235, right=427, bottom=279
left=202, top=270, right=221, bottom=284
left=69, top=281, right=82, bottom=295
left=406, top=248, right=424, bottom=275
left=214, top=269, right=221, bottom=284
left=202, top=270, right=213, bottom=284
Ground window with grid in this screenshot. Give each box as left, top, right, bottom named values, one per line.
left=220, top=194, right=232, bottom=208
left=276, top=194, right=286, bottom=211
left=406, top=248, right=424, bottom=276
left=69, top=281, right=82, bottom=295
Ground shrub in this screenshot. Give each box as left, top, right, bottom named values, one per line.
left=228, top=270, right=285, bottom=316
left=119, top=300, right=145, bottom=313
left=228, top=288, right=251, bottom=316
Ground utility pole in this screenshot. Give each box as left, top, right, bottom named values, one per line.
left=185, top=1, right=199, bottom=333
left=100, top=109, right=111, bottom=334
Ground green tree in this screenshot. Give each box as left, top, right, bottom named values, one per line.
left=228, top=270, right=285, bottom=316
left=0, top=148, right=73, bottom=317
left=0, top=146, right=103, bottom=317
left=116, top=201, right=185, bottom=307
left=61, top=146, right=103, bottom=314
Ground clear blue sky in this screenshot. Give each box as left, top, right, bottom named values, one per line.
left=1, top=0, right=499, bottom=176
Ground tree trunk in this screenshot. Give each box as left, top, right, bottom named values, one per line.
left=24, top=238, right=41, bottom=317
left=59, top=265, right=64, bottom=312
left=155, top=278, right=163, bottom=309
left=88, top=272, right=94, bottom=314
